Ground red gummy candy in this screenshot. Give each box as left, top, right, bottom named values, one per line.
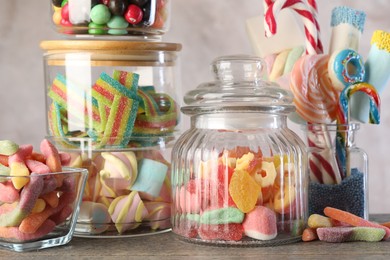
left=198, top=223, right=243, bottom=241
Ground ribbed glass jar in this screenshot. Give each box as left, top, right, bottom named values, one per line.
left=171, top=55, right=308, bottom=246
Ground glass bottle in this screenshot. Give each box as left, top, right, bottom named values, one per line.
left=171, top=55, right=308, bottom=246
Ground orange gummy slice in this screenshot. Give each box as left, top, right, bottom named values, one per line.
left=228, top=169, right=260, bottom=213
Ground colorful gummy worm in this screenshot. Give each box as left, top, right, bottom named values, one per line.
left=47, top=70, right=179, bottom=148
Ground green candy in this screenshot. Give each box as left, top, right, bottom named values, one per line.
left=88, top=22, right=105, bottom=35
left=90, top=4, right=111, bottom=25
left=200, top=207, right=244, bottom=225
left=107, top=16, right=129, bottom=35
left=61, top=0, right=68, bottom=7
left=0, top=140, right=19, bottom=156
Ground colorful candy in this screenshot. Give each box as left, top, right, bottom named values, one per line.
left=173, top=147, right=302, bottom=243
left=324, top=207, right=390, bottom=240
left=0, top=139, right=85, bottom=243
left=328, top=49, right=365, bottom=91
left=317, top=227, right=385, bottom=243
left=242, top=206, right=277, bottom=240
left=51, top=0, right=170, bottom=35
left=47, top=70, right=179, bottom=149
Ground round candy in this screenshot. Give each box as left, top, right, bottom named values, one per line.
left=130, top=0, right=149, bottom=6
left=125, top=4, right=143, bottom=25
left=109, top=0, right=128, bottom=16
left=88, top=22, right=105, bottom=35
left=328, top=49, right=365, bottom=91
left=61, top=3, right=70, bottom=21
left=52, top=0, right=63, bottom=8
left=107, top=15, right=129, bottom=35
left=61, top=0, right=68, bottom=7
left=90, top=4, right=112, bottom=25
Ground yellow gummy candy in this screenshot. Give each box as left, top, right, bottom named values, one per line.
left=10, top=162, right=30, bottom=189
left=228, top=169, right=261, bottom=213
left=235, top=152, right=254, bottom=171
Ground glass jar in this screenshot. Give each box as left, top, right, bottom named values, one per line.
left=41, top=40, right=181, bottom=237
left=50, top=0, right=171, bottom=38
left=171, top=55, right=308, bottom=246
left=304, top=123, right=368, bottom=219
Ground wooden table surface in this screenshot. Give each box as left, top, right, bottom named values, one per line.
left=2, top=215, right=390, bottom=259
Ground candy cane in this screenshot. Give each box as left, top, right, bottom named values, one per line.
left=264, top=0, right=318, bottom=55
left=306, top=0, right=323, bottom=53
left=336, top=82, right=381, bottom=177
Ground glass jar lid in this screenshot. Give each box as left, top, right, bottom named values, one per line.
left=182, top=55, right=295, bottom=115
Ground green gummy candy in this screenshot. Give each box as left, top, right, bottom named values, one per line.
left=0, top=140, right=19, bottom=156
left=200, top=207, right=244, bottom=225
left=350, top=227, right=386, bottom=242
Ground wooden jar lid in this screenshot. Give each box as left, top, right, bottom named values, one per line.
left=40, top=40, right=182, bottom=52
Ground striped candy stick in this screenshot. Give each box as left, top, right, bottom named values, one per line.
left=48, top=74, right=102, bottom=132
left=264, top=0, right=318, bottom=55
left=112, top=70, right=139, bottom=93
left=336, top=83, right=380, bottom=177
left=100, top=95, right=139, bottom=148
left=306, top=0, right=323, bottom=53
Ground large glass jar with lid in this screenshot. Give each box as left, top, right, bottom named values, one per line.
left=171, top=55, right=308, bottom=246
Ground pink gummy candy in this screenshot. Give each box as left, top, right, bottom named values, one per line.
left=0, top=181, right=20, bottom=203
left=0, top=219, right=56, bottom=242
left=198, top=223, right=243, bottom=241
left=25, top=159, right=50, bottom=174
left=242, top=206, right=277, bottom=240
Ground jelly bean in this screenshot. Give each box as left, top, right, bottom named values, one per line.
left=109, top=0, right=128, bottom=16
left=61, top=3, right=70, bottom=21
left=130, top=0, right=149, bottom=6
left=61, top=0, right=68, bottom=8
left=90, top=4, right=112, bottom=25
left=52, top=10, right=62, bottom=25
left=125, top=4, right=143, bottom=25
left=52, top=0, right=63, bottom=8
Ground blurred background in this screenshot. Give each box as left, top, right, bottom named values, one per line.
left=0, top=0, right=389, bottom=213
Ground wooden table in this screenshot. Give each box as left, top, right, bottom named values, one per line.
left=1, top=215, right=389, bottom=259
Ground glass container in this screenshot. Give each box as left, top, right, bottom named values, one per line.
left=304, top=123, right=368, bottom=219
left=50, top=0, right=171, bottom=38
left=0, top=168, right=87, bottom=252
left=171, top=55, right=308, bottom=246
left=41, top=40, right=181, bottom=237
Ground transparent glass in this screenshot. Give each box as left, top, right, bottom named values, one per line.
left=41, top=40, right=182, bottom=150
left=171, top=55, right=308, bottom=246
left=50, top=0, right=171, bottom=38
left=303, top=123, right=368, bottom=219
left=0, top=168, right=87, bottom=252
left=50, top=137, right=173, bottom=237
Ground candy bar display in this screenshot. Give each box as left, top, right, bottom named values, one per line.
left=40, top=40, right=181, bottom=237
left=50, top=0, right=170, bottom=37
left=171, top=55, right=308, bottom=246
